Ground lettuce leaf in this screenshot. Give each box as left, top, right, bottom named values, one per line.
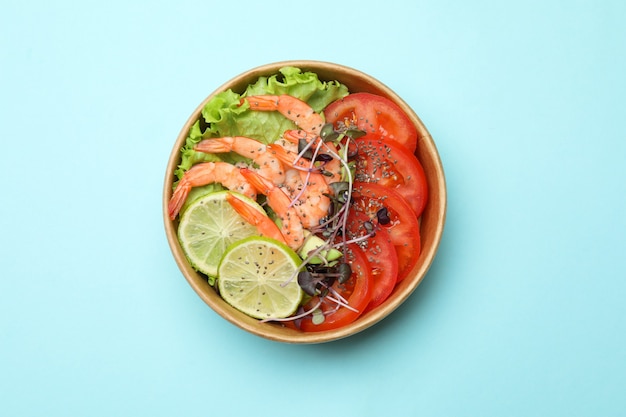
left=174, top=67, right=349, bottom=180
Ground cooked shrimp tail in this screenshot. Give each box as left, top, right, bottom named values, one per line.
left=168, top=183, right=192, bottom=221
left=225, top=193, right=286, bottom=244
left=168, top=162, right=257, bottom=220
left=267, top=144, right=308, bottom=170
left=194, top=138, right=235, bottom=153
left=239, top=167, right=278, bottom=196
left=282, top=129, right=318, bottom=144
left=239, top=168, right=305, bottom=250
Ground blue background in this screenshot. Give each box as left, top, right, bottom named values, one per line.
left=2, top=1, right=625, bottom=416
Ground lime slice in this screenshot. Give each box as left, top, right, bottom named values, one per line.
left=217, top=236, right=303, bottom=319
left=177, top=191, right=265, bottom=278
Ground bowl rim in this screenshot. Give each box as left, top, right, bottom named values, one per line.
left=163, top=60, right=447, bottom=344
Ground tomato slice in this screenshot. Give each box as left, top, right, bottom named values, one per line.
left=299, top=243, right=373, bottom=332
left=324, top=92, right=418, bottom=153
left=351, top=182, right=421, bottom=282
left=345, top=210, right=398, bottom=310
left=353, top=137, right=428, bottom=218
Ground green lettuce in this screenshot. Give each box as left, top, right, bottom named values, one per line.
left=174, top=67, right=349, bottom=180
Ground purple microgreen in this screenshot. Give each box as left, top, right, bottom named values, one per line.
left=336, top=262, right=352, bottom=284
left=376, top=207, right=391, bottom=225
left=296, top=266, right=345, bottom=297
left=273, top=133, right=367, bottom=327
left=315, top=153, right=334, bottom=163
left=297, top=271, right=318, bottom=296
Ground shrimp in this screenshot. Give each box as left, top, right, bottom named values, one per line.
left=168, top=162, right=257, bottom=220
left=194, top=136, right=286, bottom=185
left=242, top=95, right=325, bottom=135
left=241, top=95, right=342, bottom=182
left=239, top=168, right=305, bottom=250
left=267, top=144, right=332, bottom=228
left=225, top=193, right=286, bottom=245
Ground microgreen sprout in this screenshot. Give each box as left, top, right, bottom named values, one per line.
left=297, top=262, right=353, bottom=296
left=320, top=123, right=340, bottom=142
left=315, top=153, right=335, bottom=163
left=329, top=182, right=351, bottom=204
left=297, top=138, right=315, bottom=160
left=329, top=225, right=377, bottom=247
left=376, top=207, right=391, bottom=225
left=345, top=128, right=366, bottom=139
left=267, top=123, right=374, bottom=328
left=286, top=138, right=325, bottom=209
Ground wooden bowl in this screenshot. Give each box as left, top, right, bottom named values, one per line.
left=163, top=60, right=446, bottom=343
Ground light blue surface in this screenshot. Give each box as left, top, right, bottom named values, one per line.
left=2, top=1, right=625, bottom=416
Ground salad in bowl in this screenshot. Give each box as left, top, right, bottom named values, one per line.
left=163, top=61, right=446, bottom=343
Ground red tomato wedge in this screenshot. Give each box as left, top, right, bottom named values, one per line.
left=324, top=92, right=418, bottom=153
left=299, top=244, right=373, bottom=332
left=353, top=137, right=428, bottom=218
left=351, top=182, right=421, bottom=282
left=345, top=210, right=398, bottom=310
